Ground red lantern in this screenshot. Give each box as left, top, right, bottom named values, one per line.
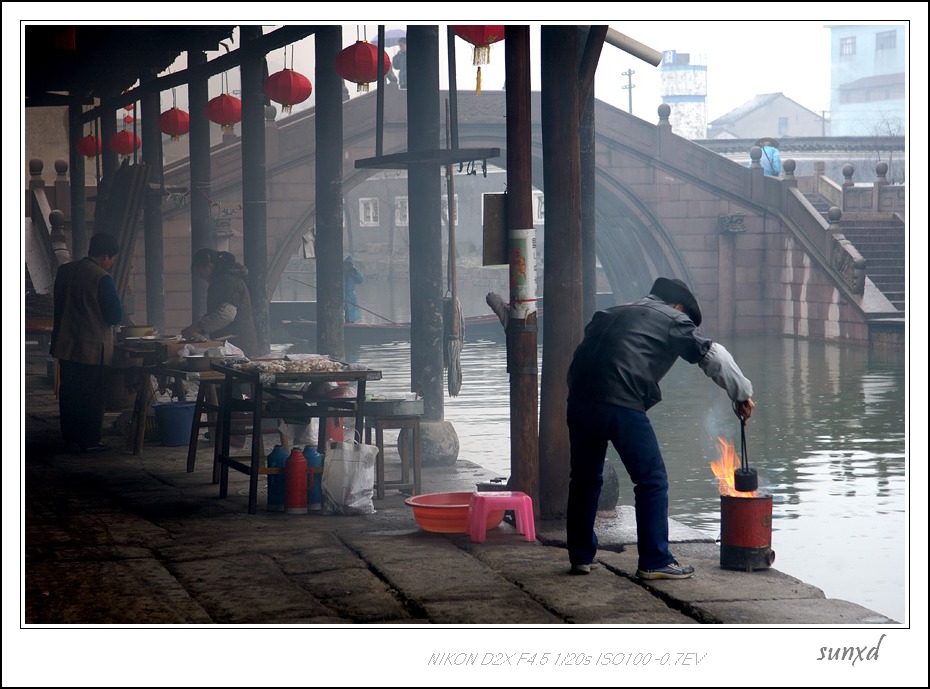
left=451, top=25, right=505, bottom=94
left=123, top=114, right=135, bottom=124
left=158, top=107, right=190, bottom=141
left=76, top=134, right=101, bottom=159
left=335, top=40, right=391, bottom=93
left=205, top=93, right=242, bottom=132
left=109, top=129, right=141, bottom=156
left=263, top=68, right=312, bottom=114
left=123, top=103, right=134, bottom=112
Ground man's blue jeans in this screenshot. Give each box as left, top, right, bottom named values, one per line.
left=566, top=399, right=673, bottom=571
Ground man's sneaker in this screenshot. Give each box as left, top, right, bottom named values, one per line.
left=635, top=560, right=694, bottom=580
left=570, top=563, right=592, bottom=576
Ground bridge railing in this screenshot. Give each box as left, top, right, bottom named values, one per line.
left=775, top=164, right=867, bottom=295
left=838, top=162, right=905, bottom=218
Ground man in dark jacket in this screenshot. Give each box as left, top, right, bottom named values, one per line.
left=50, top=233, right=123, bottom=453
left=566, top=277, right=755, bottom=578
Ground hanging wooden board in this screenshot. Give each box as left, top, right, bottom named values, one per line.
left=482, top=192, right=507, bottom=266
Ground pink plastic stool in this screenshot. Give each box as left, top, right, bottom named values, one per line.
left=466, top=491, right=536, bottom=543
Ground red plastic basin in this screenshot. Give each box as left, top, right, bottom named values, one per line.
left=405, top=491, right=505, bottom=534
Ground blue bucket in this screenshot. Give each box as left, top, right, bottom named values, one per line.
left=153, top=401, right=196, bottom=446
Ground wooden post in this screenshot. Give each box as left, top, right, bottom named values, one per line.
left=538, top=26, right=583, bottom=518
left=240, top=26, right=270, bottom=354
left=580, top=85, right=597, bottom=322
left=97, top=88, right=119, bottom=216
left=68, top=101, right=88, bottom=260
left=315, top=25, right=346, bottom=360
left=141, top=66, right=166, bottom=333
left=407, top=25, right=445, bottom=420
left=188, top=49, right=211, bottom=321
left=504, top=25, right=539, bottom=512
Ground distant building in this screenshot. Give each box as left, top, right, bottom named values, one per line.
left=659, top=50, right=707, bottom=140
left=706, top=92, right=827, bottom=140
left=826, top=24, right=905, bottom=136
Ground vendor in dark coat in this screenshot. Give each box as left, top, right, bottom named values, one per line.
left=50, top=232, right=123, bottom=453
left=182, top=248, right=261, bottom=357
left=566, top=278, right=755, bottom=579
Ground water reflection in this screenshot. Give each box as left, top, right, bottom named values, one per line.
left=289, top=334, right=906, bottom=623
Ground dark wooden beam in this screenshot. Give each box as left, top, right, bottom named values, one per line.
left=79, top=26, right=322, bottom=124
left=578, top=26, right=607, bottom=106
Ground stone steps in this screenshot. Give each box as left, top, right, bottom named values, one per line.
left=800, top=196, right=907, bottom=313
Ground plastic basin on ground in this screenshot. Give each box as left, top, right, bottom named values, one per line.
left=405, top=491, right=505, bottom=534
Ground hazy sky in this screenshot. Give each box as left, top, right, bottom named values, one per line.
left=170, top=12, right=922, bottom=130
left=9, top=8, right=922, bottom=128
left=318, top=20, right=839, bottom=122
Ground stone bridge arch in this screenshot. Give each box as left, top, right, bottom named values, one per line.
left=162, top=88, right=691, bottom=322
left=159, top=87, right=884, bottom=344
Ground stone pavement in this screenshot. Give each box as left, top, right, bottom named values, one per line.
left=20, top=347, right=897, bottom=627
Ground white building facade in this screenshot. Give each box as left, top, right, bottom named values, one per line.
left=660, top=50, right=707, bottom=140
left=827, top=24, right=905, bottom=136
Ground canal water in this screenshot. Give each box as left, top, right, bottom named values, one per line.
left=286, top=332, right=908, bottom=623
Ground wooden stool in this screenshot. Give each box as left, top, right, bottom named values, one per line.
left=365, top=415, right=422, bottom=499
left=363, top=402, right=423, bottom=499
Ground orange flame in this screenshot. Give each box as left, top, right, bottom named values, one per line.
left=710, top=436, right=757, bottom=497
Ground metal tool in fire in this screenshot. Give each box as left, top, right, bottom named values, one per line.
left=733, top=404, right=759, bottom=493
left=719, top=407, right=774, bottom=572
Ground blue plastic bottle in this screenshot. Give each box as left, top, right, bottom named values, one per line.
left=303, top=445, right=323, bottom=510
left=266, top=444, right=288, bottom=512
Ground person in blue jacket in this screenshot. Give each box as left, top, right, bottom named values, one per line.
left=753, top=137, right=781, bottom=176
left=343, top=255, right=364, bottom=323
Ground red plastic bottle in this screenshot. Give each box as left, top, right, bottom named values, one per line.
left=325, top=382, right=355, bottom=442
left=284, top=447, right=308, bottom=514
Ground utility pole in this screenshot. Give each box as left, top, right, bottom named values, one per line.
left=622, top=68, right=635, bottom=112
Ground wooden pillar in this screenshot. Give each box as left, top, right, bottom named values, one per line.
left=240, top=25, right=270, bottom=355
left=315, top=25, right=346, bottom=360
left=98, top=88, right=119, bottom=208
left=407, top=25, right=444, bottom=421
left=188, top=50, right=211, bottom=321
left=504, top=25, right=539, bottom=511
left=140, top=66, right=165, bottom=332
left=580, top=86, right=597, bottom=321
left=68, top=101, right=88, bottom=260
left=538, top=26, right=583, bottom=518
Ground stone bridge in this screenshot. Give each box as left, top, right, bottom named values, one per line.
left=154, top=86, right=900, bottom=345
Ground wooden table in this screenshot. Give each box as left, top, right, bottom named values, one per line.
left=116, top=341, right=170, bottom=455
left=210, top=362, right=383, bottom=514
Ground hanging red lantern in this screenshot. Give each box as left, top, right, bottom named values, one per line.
left=123, top=103, right=134, bottom=112
left=109, top=129, right=141, bottom=156
left=335, top=40, right=391, bottom=92
left=123, top=114, right=135, bottom=124
left=263, top=68, right=312, bottom=114
left=205, top=93, right=242, bottom=132
left=76, top=134, right=101, bottom=159
left=158, top=107, right=191, bottom=141
left=451, top=25, right=505, bottom=94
